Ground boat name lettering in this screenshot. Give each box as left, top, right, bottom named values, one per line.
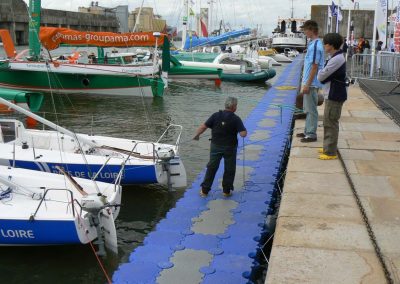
left=121, top=68, right=141, bottom=73
left=26, top=64, right=46, bottom=69
left=1, top=229, right=35, bottom=239
left=51, top=169, right=120, bottom=180
left=51, top=32, right=150, bottom=44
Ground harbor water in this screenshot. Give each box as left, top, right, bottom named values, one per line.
left=0, top=55, right=284, bottom=282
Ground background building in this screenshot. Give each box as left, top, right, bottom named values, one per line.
left=79, top=1, right=128, bottom=33
left=128, top=7, right=166, bottom=32
left=0, top=0, right=118, bottom=45
left=311, top=5, right=374, bottom=40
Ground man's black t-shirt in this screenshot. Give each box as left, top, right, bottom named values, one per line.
left=205, top=110, right=246, bottom=146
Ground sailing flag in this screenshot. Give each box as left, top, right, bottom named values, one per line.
left=375, top=0, right=388, bottom=49
left=337, top=6, right=343, bottom=21
left=200, top=19, right=208, bottom=37
left=331, top=1, right=338, bottom=17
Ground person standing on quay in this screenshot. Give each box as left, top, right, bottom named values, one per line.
left=193, top=97, right=247, bottom=197
left=317, top=33, right=347, bottom=160
left=296, top=20, right=325, bottom=142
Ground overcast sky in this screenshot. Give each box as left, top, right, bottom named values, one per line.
left=24, top=0, right=381, bottom=35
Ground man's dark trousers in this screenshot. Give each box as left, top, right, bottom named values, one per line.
left=201, top=143, right=237, bottom=194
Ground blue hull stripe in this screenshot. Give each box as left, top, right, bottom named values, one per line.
left=0, top=219, right=80, bottom=245
left=11, top=160, right=157, bottom=184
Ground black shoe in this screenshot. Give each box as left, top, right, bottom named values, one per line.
left=296, top=133, right=306, bottom=138
left=199, top=188, right=208, bottom=197
left=294, top=113, right=307, bottom=120
left=223, top=191, right=232, bottom=197
left=300, top=136, right=317, bottom=143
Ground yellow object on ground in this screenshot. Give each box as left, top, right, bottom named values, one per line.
left=318, top=154, right=338, bottom=160
left=275, top=86, right=297, bottom=90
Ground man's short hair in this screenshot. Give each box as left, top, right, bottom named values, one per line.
left=302, top=20, right=318, bottom=33
left=225, top=97, right=238, bottom=109
left=323, top=33, right=343, bottom=50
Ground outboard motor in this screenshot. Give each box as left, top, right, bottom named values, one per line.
left=81, top=193, right=108, bottom=256
left=157, top=148, right=176, bottom=191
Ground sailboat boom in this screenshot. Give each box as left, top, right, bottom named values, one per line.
left=0, top=97, right=98, bottom=148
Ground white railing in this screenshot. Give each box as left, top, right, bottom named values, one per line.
left=351, top=52, right=400, bottom=82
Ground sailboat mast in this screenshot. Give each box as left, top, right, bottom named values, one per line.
left=291, top=0, right=294, bottom=18
left=181, top=0, right=189, bottom=49
left=209, top=0, right=214, bottom=34
left=28, top=0, right=41, bottom=60
left=133, top=0, right=144, bottom=32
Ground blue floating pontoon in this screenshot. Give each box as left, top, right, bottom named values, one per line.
left=113, top=57, right=304, bottom=283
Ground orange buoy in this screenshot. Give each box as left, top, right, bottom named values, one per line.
left=26, top=117, right=38, bottom=128
left=214, top=78, right=222, bottom=87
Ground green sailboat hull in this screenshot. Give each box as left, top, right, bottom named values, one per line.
left=172, top=52, right=218, bottom=63
left=168, top=56, right=222, bottom=79
left=0, top=69, right=164, bottom=97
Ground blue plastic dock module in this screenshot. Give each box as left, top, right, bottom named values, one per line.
left=113, top=57, right=304, bottom=284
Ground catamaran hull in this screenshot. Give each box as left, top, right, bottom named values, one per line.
left=0, top=66, right=161, bottom=97
left=168, top=74, right=220, bottom=80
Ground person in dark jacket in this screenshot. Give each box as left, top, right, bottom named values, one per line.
left=317, top=33, right=347, bottom=160
left=193, top=97, right=247, bottom=197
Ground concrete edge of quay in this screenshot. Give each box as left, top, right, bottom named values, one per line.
left=266, top=82, right=400, bottom=283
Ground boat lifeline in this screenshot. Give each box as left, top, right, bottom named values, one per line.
left=0, top=165, right=121, bottom=254
left=0, top=98, right=187, bottom=189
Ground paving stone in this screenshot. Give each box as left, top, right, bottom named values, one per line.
left=279, top=192, right=364, bottom=221
left=335, top=130, right=363, bottom=140
left=342, top=122, right=399, bottom=132
left=349, top=110, right=389, bottom=118
left=157, top=249, right=212, bottom=284
left=264, top=109, right=281, bottom=117
left=342, top=159, right=359, bottom=174
left=355, top=160, right=400, bottom=176
left=249, top=129, right=270, bottom=141
left=287, top=157, right=344, bottom=174
left=274, top=217, right=372, bottom=251
left=257, top=118, right=277, bottom=128
left=367, top=198, right=400, bottom=224
left=347, top=139, right=400, bottom=151
left=351, top=175, right=396, bottom=198
left=283, top=171, right=352, bottom=196
left=338, top=149, right=375, bottom=160
left=362, top=131, right=400, bottom=141
left=388, top=176, right=400, bottom=198
left=266, top=246, right=386, bottom=284
left=373, top=151, right=400, bottom=162
left=340, top=116, right=380, bottom=123
left=370, top=222, right=400, bottom=255
left=191, top=200, right=237, bottom=235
